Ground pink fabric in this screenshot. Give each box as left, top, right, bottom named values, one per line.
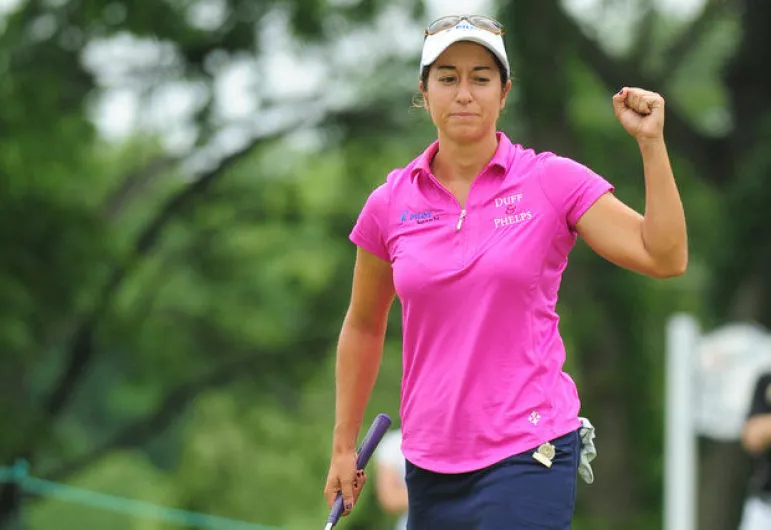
left=350, top=132, right=614, bottom=473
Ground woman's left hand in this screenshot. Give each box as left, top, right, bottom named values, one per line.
left=613, top=87, right=665, bottom=143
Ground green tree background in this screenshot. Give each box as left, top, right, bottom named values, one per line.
left=1, top=0, right=769, bottom=529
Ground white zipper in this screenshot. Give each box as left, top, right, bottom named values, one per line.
left=456, top=209, right=467, bottom=231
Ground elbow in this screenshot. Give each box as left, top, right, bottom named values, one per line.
left=672, top=253, right=689, bottom=277
left=650, top=250, right=688, bottom=279
left=652, top=262, right=687, bottom=279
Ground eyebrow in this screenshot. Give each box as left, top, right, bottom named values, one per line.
left=435, top=65, right=493, bottom=71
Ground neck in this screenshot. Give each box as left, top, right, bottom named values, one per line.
left=432, top=131, right=500, bottom=184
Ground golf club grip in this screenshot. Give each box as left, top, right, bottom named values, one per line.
left=326, top=413, right=392, bottom=527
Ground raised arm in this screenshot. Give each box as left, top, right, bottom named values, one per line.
left=576, top=87, right=688, bottom=279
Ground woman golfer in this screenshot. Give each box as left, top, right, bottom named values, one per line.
left=323, top=14, right=687, bottom=529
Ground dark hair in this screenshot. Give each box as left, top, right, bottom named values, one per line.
left=413, top=47, right=509, bottom=108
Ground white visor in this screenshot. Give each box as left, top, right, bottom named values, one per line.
left=420, top=23, right=510, bottom=79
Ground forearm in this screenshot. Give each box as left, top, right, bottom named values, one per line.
left=743, top=414, right=771, bottom=455
left=332, top=320, right=385, bottom=454
left=639, top=138, right=688, bottom=274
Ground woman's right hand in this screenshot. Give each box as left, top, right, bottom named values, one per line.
left=324, top=450, right=367, bottom=517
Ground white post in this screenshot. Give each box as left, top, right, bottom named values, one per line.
left=664, top=313, right=699, bottom=530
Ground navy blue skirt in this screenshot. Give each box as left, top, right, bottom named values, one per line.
left=404, top=429, right=581, bottom=529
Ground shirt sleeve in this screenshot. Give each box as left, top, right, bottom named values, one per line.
left=538, top=155, right=615, bottom=232
left=748, top=374, right=771, bottom=418
left=349, top=181, right=391, bottom=262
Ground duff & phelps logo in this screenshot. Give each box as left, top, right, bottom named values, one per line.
left=494, top=193, right=533, bottom=228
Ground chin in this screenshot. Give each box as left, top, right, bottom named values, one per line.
left=443, top=125, right=489, bottom=144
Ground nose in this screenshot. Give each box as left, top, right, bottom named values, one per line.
left=455, top=77, right=473, bottom=104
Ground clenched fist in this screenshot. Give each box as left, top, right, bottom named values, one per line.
left=613, top=87, right=665, bottom=143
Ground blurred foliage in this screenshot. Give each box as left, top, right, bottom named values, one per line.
left=1, top=0, right=771, bottom=529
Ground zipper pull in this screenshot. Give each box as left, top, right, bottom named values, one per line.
left=456, top=209, right=467, bottom=231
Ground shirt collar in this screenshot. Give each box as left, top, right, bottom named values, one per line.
left=409, top=131, right=513, bottom=181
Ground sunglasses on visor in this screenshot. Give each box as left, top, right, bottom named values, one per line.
left=424, top=15, right=505, bottom=38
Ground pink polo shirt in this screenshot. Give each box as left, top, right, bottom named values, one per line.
left=349, top=132, right=614, bottom=474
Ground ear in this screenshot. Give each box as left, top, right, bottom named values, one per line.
left=500, top=79, right=512, bottom=110
left=419, top=80, right=429, bottom=110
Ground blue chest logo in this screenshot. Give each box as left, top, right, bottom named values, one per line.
left=399, top=210, right=439, bottom=225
